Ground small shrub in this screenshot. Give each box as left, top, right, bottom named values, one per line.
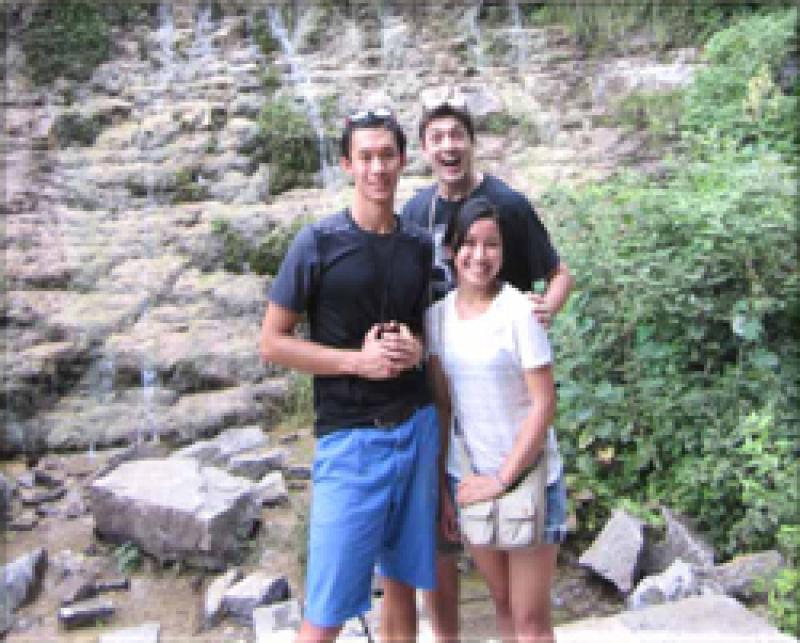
left=51, top=112, right=105, bottom=147
left=251, top=97, right=321, bottom=194
left=209, top=216, right=310, bottom=275
left=766, top=525, right=800, bottom=636
left=19, top=0, right=153, bottom=85
left=113, top=541, right=142, bottom=574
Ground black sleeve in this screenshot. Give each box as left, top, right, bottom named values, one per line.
left=267, top=224, right=319, bottom=313
left=523, top=199, right=560, bottom=281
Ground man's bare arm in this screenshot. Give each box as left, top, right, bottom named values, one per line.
left=529, top=260, right=574, bottom=328
left=260, top=302, right=408, bottom=380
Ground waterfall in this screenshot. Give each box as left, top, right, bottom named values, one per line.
left=509, top=0, right=527, bottom=72
left=465, top=1, right=485, bottom=69
left=140, top=363, right=159, bottom=444
left=266, top=5, right=334, bottom=189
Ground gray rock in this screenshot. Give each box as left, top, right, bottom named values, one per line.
left=171, top=425, right=268, bottom=467
left=7, top=510, right=39, bottom=531
left=285, top=465, right=312, bottom=481
left=228, top=452, right=275, bottom=481
left=94, top=577, right=131, bottom=593
left=62, top=489, right=88, bottom=519
left=255, top=471, right=289, bottom=507
left=641, top=507, right=716, bottom=576
left=253, top=599, right=302, bottom=639
left=57, top=597, right=115, bottom=629
left=89, top=457, right=260, bottom=570
left=222, top=572, right=291, bottom=624
left=19, top=485, right=66, bottom=506
left=627, top=559, right=702, bottom=610
left=33, top=463, right=67, bottom=488
left=556, top=594, right=795, bottom=641
left=58, top=572, right=98, bottom=606
left=204, top=568, right=242, bottom=627
left=712, top=550, right=785, bottom=602
left=98, top=622, right=160, bottom=643
left=1, top=548, right=48, bottom=613
left=579, top=509, right=645, bottom=594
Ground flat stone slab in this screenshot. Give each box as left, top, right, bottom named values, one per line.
left=89, top=457, right=260, bottom=570
left=57, top=597, right=115, bottom=629
left=555, top=594, right=795, bottom=642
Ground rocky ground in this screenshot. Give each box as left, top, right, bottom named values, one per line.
left=1, top=419, right=628, bottom=642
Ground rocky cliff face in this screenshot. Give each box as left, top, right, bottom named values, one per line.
left=2, top=1, right=699, bottom=457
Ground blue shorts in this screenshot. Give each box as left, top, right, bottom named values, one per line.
left=304, top=404, right=439, bottom=627
left=440, top=470, right=568, bottom=552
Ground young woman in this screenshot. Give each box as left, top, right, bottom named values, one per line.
left=425, top=196, right=566, bottom=643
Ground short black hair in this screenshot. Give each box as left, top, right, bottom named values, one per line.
left=444, top=196, right=501, bottom=257
left=419, top=104, right=475, bottom=144
left=340, top=115, right=407, bottom=161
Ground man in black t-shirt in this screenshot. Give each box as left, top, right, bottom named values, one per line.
left=261, top=110, right=439, bottom=642
left=395, top=89, right=574, bottom=642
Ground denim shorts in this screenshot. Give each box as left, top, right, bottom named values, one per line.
left=304, top=404, right=439, bottom=627
left=438, top=471, right=568, bottom=552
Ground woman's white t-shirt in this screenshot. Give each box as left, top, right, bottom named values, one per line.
left=425, top=283, right=563, bottom=484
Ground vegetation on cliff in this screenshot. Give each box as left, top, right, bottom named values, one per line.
left=544, top=8, right=798, bottom=633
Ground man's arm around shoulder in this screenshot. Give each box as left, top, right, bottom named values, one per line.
left=529, top=260, right=574, bottom=329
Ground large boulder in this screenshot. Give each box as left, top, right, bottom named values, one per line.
left=711, top=551, right=786, bottom=602
left=89, top=457, right=261, bottom=570
left=640, top=507, right=716, bottom=576
left=1, top=547, right=48, bottom=632
left=579, top=509, right=645, bottom=594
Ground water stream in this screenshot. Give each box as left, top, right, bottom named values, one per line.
left=266, top=5, right=335, bottom=189
left=509, top=0, right=528, bottom=72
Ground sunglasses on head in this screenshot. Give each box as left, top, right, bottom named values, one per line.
left=421, top=90, right=468, bottom=113
left=345, top=107, right=396, bottom=127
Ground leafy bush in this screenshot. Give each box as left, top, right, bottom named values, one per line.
left=210, top=216, right=310, bottom=276
left=51, top=111, right=106, bottom=147
left=113, top=541, right=142, bottom=574
left=681, top=8, right=799, bottom=158
left=544, top=10, right=799, bottom=573
left=250, top=97, right=322, bottom=194
left=767, top=525, right=800, bottom=635
left=608, top=89, right=684, bottom=147
left=19, top=1, right=153, bottom=85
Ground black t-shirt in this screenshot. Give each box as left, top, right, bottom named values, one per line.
left=401, top=174, right=560, bottom=300
left=268, top=208, right=433, bottom=436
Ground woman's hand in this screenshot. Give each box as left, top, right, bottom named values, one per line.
left=457, top=474, right=505, bottom=506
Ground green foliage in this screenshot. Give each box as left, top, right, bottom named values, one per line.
left=112, top=541, right=142, bottom=574
left=22, top=1, right=111, bottom=85
left=251, top=97, right=321, bottom=194
left=260, top=65, right=282, bottom=93
left=19, top=1, right=152, bottom=86
left=281, top=372, right=315, bottom=430
left=608, top=89, right=684, bottom=147
left=51, top=111, right=105, bottom=147
left=210, top=216, right=309, bottom=276
left=544, top=9, right=799, bottom=571
left=681, top=8, right=799, bottom=158
left=767, top=525, right=800, bottom=635
left=172, top=168, right=208, bottom=203
left=525, top=2, right=757, bottom=54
